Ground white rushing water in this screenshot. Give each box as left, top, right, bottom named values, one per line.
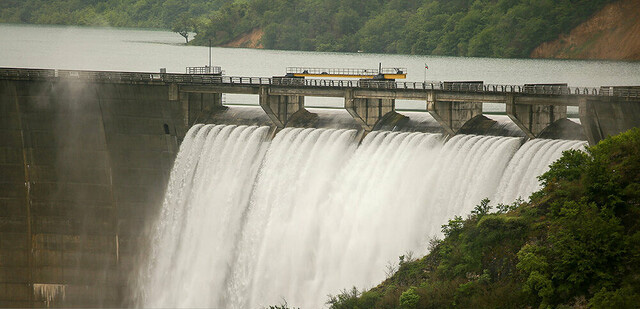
left=139, top=125, right=586, bottom=308
left=140, top=124, right=272, bottom=308
left=494, top=139, right=587, bottom=204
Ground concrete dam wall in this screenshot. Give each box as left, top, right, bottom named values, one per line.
left=0, top=79, right=185, bottom=307
left=0, top=69, right=639, bottom=307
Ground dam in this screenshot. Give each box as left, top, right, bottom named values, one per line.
left=0, top=67, right=639, bottom=307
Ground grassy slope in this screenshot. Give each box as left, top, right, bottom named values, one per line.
left=328, top=128, right=640, bottom=308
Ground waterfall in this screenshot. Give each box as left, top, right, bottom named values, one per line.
left=138, top=125, right=586, bottom=308
left=494, top=139, right=587, bottom=204
left=140, top=124, right=272, bottom=308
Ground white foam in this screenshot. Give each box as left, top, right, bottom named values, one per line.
left=139, top=126, right=586, bottom=308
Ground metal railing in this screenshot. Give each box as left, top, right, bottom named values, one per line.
left=599, top=86, right=640, bottom=97
left=0, top=68, right=56, bottom=78
left=1, top=67, right=639, bottom=98
left=186, top=66, right=222, bottom=74
left=286, top=67, right=407, bottom=75
left=443, top=81, right=483, bottom=92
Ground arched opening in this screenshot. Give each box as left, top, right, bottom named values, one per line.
left=163, top=123, right=170, bottom=135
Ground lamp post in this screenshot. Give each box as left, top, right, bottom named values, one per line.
left=424, top=63, right=428, bottom=82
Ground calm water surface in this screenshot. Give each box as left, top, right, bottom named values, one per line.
left=1, top=23, right=639, bottom=109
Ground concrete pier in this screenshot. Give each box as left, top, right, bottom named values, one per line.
left=506, top=94, right=568, bottom=138
left=580, top=96, right=640, bottom=145
left=174, top=83, right=224, bottom=127
left=427, top=92, right=483, bottom=136
left=345, top=89, right=400, bottom=131
left=259, top=87, right=306, bottom=128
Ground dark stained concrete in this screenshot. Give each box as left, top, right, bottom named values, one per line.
left=0, top=79, right=184, bottom=307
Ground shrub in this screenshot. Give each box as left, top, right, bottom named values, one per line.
left=398, top=288, right=420, bottom=309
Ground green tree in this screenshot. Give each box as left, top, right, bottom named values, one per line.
left=172, top=13, right=194, bottom=43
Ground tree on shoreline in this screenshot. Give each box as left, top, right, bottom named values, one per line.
left=172, top=13, right=194, bottom=43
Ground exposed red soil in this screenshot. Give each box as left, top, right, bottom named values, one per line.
left=531, top=0, right=640, bottom=61
left=222, top=28, right=264, bottom=49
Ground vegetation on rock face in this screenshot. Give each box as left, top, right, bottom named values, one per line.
left=327, top=128, right=640, bottom=308
left=1, top=0, right=615, bottom=58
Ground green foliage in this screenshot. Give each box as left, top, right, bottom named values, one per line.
left=265, top=300, right=300, bottom=309
left=268, top=302, right=300, bottom=309
left=326, top=287, right=380, bottom=309
left=398, top=288, right=419, bottom=309
left=0, top=0, right=229, bottom=28
left=517, top=128, right=640, bottom=307
left=470, top=198, right=491, bottom=219
left=517, top=244, right=553, bottom=305
left=590, top=286, right=640, bottom=309
left=328, top=128, right=640, bottom=308
left=441, top=215, right=463, bottom=237
left=1, top=0, right=615, bottom=58
left=172, top=13, right=196, bottom=43
left=538, top=149, right=589, bottom=187
left=496, top=197, right=522, bottom=214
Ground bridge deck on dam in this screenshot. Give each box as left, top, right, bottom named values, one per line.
left=3, top=67, right=638, bottom=100
left=2, top=67, right=638, bottom=144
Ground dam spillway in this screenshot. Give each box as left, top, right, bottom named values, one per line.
left=0, top=68, right=638, bottom=307
left=138, top=124, right=586, bottom=308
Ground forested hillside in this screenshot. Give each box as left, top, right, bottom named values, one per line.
left=0, top=0, right=617, bottom=58
left=195, top=0, right=616, bottom=58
